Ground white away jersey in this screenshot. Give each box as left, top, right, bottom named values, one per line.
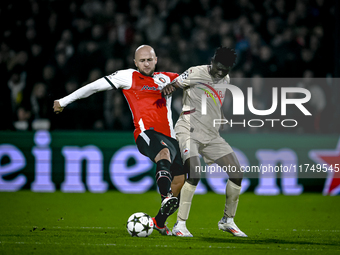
left=175, top=65, right=230, bottom=138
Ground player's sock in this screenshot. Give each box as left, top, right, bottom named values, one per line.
left=224, top=180, right=241, bottom=218
left=154, top=209, right=167, bottom=228
left=156, top=159, right=172, bottom=200
left=177, top=181, right=197, bottom=221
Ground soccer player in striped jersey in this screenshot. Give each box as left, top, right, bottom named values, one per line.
left=53, top=45, right=185, bottom=236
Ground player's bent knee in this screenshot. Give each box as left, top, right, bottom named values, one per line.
left=229, top=177, right=242, bottom=187
left=154, top=148, right=171, bottom=162
left=187, top=177, right=200, bottom=186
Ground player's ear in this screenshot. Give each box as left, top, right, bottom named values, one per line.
left=134, top=59, right=137, bottom=67
left=154, top=57, right=158, bottom=65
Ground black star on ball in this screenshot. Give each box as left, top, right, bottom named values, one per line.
left=142, top=222, right=151, bottom=233
left=130, top=227, right=139, bottom=237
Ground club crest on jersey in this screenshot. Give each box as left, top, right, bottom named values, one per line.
left=183, top=148, right=189, bottom=155
left=159, top=77, right=166, bottom=83
left=141, top=85, right=158, bottom=91
left=161, top=140, right=168, bottom=147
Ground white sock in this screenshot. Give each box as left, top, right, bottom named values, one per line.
left=177, top=182, right=197, bottom=221
left=224, top=180, right=241, bottom=218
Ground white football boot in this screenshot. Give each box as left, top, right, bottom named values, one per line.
left=172, top=221, right=193, bottom=237
left=218, top=217, right=248, bottom=237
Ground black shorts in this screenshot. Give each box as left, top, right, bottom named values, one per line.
left=136, top=130, right=185, bottom=177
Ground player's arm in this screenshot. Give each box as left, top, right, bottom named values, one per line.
left=53, top=77, right=112, bottom=114
left=161, top=80, right=181, bottom=96
left=161, top=69, right=190, bottom=97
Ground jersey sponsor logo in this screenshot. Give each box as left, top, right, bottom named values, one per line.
left=141, top=85, right=158, bottom=91
left=197, top=82, right=223, bottom=107
left=205, top=90, right=224, bottom=99
left=159, top=77, right=166, bottom=83
left=198, top=82, right=223, bottom=105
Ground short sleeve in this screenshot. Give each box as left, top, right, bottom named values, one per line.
left=104, top=69, right=134, bottom=90
left=175, top=69, right=191, bottom=88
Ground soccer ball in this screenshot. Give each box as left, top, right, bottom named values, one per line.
left=126, top=212, right=154, bottom=237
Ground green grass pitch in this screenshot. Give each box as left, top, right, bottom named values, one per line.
left=0, top=191, right=339, bottom=255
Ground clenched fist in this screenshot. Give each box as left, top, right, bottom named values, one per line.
left=53, top=100, right=64, bottom=114
left=161, top=83, right=177, bottom=97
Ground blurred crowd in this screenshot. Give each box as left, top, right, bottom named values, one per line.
left=0, top=0, right=339, bottom=133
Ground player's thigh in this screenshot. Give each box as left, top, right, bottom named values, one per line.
left=200, top=136, right=234, bottom=165
left=175, top=125, right=200, bottom=165
left=215, top=152, right=243, bottom=184
left=136, top=130, right=172, bottom=163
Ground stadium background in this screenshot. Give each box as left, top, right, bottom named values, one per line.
left=0, top=0, right=340, bottom=195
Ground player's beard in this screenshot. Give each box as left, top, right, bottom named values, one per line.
left=139, top=67, right=155, bottom=77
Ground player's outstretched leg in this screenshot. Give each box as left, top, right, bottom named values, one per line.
left=153, top=192, right=178, bottom=236
left=155, top=159, right=172, bottom=200
left=155, top=158, right=178, bottom=216
left=218, top=180, right=247, bottom=237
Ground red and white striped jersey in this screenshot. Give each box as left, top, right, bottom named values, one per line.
left=105, top=69, right=178, bottom=140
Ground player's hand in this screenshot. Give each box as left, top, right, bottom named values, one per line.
left=53, top=100, right=64, bottom=114
left=162, top=84, right=176, bottom=97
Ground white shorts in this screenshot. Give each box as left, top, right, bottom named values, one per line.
left=175, top=123, right=234, bottom=165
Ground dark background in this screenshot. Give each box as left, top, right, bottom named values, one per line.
left=1, top=0, right=339, bottom=133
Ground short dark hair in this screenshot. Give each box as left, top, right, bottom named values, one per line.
left=212, top=47, right=237, bottom=67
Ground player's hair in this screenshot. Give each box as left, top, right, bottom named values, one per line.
left=212, top=47, right=237, bottom=67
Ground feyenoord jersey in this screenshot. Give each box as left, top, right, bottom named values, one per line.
left=105, top=69, right=178, bottom=141
left=175, top=65, right=230, bottom=137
